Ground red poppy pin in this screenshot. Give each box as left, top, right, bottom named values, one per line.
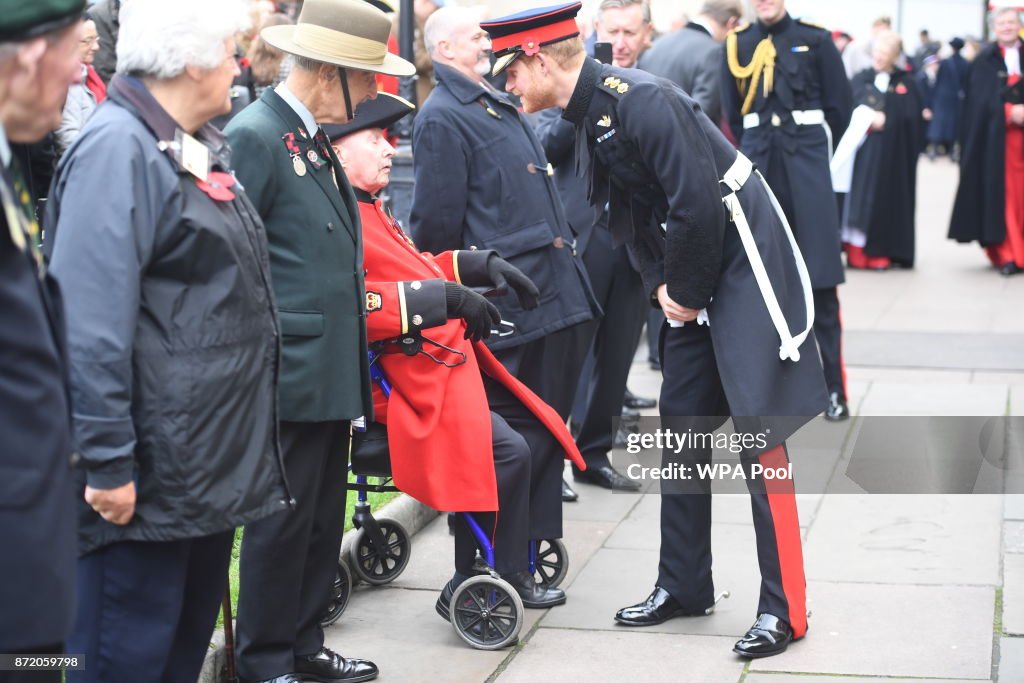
left=522, top=36, right=540, bottom=56
left=895, top=83, right=908, bottom=95
left=196, top=171, right=237, bottom=201
left=238, top=57, right=251, bottom=69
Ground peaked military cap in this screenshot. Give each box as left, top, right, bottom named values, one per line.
left=0, top=0, right=85, bottom=42
left=481, top=1, right=582, bottom=77
left=322, top=91, right=415, bottom=141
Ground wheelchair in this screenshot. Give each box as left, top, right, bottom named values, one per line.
left=319, top=338, right=569, bottom=650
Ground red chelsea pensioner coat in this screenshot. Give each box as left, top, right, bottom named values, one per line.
left=358, top=196, right=586, bottom=512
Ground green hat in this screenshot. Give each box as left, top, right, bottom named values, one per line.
left=0, top=0, right=86, bottom=43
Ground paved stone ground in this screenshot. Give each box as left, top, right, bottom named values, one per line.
left=323, top=158, right=1024, bottom=682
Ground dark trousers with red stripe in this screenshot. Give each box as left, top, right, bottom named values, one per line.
left=813, top=287, right=846, bottom=400
left=657, top=322, right=807, bottom=637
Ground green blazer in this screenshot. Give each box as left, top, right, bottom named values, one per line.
left=226, top=89, right=371, bottom=423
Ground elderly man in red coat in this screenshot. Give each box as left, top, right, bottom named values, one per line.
left=324, top=92, right=585, bottom=617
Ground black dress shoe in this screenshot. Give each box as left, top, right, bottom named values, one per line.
left=574, top=464, right=641, bottom=491
left=623, top=389, right=657, bottom=409
left=252, top=676, right=304, bottom=683
left=561, top=477, right=579, bottom=502
left=733, top=613, right=794, bottom=658
left=615, top=586, right=706, bottom=626
left=435, top=579, right=455, bottom=621
left=1001, top=262, right=1022, bottom=276
left=824, top=391, right=849, bottom=421
left=501, top=570, right=566, bottom=608
left=294, top=647, right=378, bottom=683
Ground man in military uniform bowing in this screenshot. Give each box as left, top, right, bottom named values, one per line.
left=485, top=0, right=827, bottom=659
left=721, top=0, right=853, bottom=421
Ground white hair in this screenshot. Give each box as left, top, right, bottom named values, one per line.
left=117, top=0, right=250, bottom=79
left=424, top=6, right=483, bottom=58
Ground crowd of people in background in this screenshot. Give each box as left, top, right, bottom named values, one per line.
left=3, top=0, right=1024, bottom=682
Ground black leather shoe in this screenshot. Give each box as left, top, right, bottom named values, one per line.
left=561, top=477, right=579, bottom=502
left=733, top=613, right=794, bottom=658
left=574, top=464, right=641, bottom=491
left=501, top=570, right=566, bottom=608
left=294, top=647, right=378, bottom=682
left=1001, top=262, right=1022, bottom=276
left=435, top=579, right=455, bottom=621
left=615, top=586, right=707, bottom=626
left=623, top=389, right=657, bottom=410
left=824, top=391, right=849, bottom=421
left=252, top=676, right=303, bottom=683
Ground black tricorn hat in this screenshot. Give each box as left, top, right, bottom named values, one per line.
left=322, top=91, right=415, bottom=141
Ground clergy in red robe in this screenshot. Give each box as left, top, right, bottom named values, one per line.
left=324, top=92, right=584, bottom=613
left=949, top=8, right=1024, bottom=275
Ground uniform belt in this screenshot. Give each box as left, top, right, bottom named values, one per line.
left=742, top=109, right=825, bottom=129
left=719, top=152, right=815, bottom=363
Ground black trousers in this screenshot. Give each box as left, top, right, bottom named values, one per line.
left=66, top=532, right=234, bottom=683
left=236, top=420, right=349, bottom=681
left=571, top=234, right=647, bottom=470
left=489, top=323, right=588, bottom=540
left=453, top=412, right=531, bottom=575
left=657, top=322, right=807, bottom=636
left=813, top=287, right=846, bottom=399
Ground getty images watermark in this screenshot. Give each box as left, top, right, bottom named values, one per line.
left=621, top=428, right=793, bottom=483
left=610, top=416, right=1024, bottom=494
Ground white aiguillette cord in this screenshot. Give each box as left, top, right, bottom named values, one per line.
left=720, top=153, right=815, bottom=362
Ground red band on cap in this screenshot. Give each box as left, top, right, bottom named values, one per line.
left=491, top=17, right=579, bottom=55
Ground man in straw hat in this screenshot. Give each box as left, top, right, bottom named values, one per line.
left=0, top=1, right=84, bottom=679
left=486, top=0, right=826, bottom=659
left=224, top=1, right=412, bottom=681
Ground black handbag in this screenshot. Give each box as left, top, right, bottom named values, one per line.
left=350, top=421, right=392, bottom=477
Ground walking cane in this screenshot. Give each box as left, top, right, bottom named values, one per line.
left=222, top=582, right=238, bottom=683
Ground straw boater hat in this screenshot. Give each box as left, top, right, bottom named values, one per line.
left=261, top=0, right=414, bottom=77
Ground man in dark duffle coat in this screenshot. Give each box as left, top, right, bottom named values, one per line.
left=410, top=5, right=599, bottom=557
left=224, top=1, right=414, bottom=681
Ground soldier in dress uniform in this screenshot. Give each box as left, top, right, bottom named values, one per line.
left=484, top=0, right=827, bottom=659
left=721, top=0, right=853, bottom=421
left=0, top=2, right=83, bottom=680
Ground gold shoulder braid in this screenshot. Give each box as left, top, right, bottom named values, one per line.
left=726, top=31, right=777, bottom=116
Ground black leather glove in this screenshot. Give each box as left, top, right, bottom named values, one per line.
left=486, top=256, right=540, bottom=310
left=444, top=282, right=501, bottom=341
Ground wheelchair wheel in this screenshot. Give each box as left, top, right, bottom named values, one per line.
left=533, top=538, right=568, bottom=589
left=449, top=575, right=524, bottom=650
left=320, top=560, right=352, bottom=627
left=349, top=518, right=412, bottom=585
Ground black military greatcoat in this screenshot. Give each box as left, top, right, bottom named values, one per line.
left=562, top=58, right=826, bottom=442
